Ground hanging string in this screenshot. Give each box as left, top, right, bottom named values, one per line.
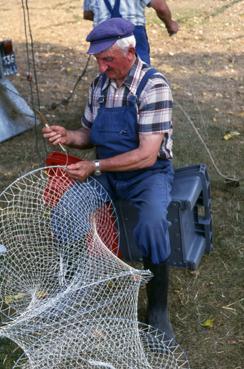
left=21, top=0, right=41, bottom=108
left=21, top=0, right=47, bottom=160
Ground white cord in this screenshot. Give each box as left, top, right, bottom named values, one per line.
left=175, top=100, right=240, bottom=183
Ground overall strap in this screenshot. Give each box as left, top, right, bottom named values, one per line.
left=103, top=0, right=121, bottom=18
left=136, top=68, right=157, bottom=98
left=98, top=73, right=109, bottom=106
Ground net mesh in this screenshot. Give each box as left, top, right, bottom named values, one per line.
left=0, top=166, right=190, bottom=369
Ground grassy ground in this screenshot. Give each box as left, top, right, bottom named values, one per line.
left=0, top=0, right=244, bottom=368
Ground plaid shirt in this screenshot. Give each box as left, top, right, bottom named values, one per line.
left=82, top=58, right=173, bottom=159
left=83, top=0, right=151, bottom=26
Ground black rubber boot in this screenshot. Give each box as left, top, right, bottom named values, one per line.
left=144, top=258, right=175, bottom=339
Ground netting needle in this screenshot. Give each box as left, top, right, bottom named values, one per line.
left=35, top=109, right=66, bottom=152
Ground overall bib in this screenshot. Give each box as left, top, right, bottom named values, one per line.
left=90, top=69, right=174, bottom=264
left=103, top=0, right=151, bottom=65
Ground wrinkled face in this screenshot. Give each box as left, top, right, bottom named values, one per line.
left=95, top=46, right=135, bottom=84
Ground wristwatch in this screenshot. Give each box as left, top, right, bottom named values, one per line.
left=93, top=160, right=102, bottom=176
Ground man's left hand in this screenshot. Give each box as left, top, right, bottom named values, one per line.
left=65, top=160, right=95, bottom=182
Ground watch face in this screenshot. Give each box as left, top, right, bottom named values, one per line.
left=94, top=169, right=102, bottom=176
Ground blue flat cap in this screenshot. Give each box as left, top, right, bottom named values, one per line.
left=86, top=18, right=135, bottom=55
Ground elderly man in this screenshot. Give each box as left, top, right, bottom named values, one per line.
left=43, top=17, right=175, bottom=338
left=83, top=0, right=179, bottom=64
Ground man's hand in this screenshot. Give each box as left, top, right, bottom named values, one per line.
left=83, top=10, right=94, bottom=21
left=150, top=0, right=179, bottom=36
left=65, top=160, right=95, bottom=182
left=166, top=19, right=179, bottom=36
left=42, top=126, right=91, bottom=149
left=42, top=125, right=69, bottom=147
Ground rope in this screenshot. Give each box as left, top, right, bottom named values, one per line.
left=21, top=0, right=47, bottom=159
left=175, top=100, right=241, bottom=184
left=49, top=55, right=91, bottom=110
left=21, top=0, right=41, bottom=108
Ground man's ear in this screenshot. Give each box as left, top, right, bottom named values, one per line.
left=127, top=46, right=136, bottom=60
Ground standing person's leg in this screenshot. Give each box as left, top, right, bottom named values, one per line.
left=133, top=26, right=151, bottom=65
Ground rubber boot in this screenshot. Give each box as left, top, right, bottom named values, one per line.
left=144, top=258, right=175, bottom=339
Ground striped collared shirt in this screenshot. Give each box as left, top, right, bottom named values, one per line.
left=82, top=58, right=173, bottom=159
left=83, top=0, right=151, bottom=26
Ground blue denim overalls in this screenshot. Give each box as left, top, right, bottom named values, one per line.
left=90, top=69, right=174, bottom=264
left=103, top=0, right=151, bottom=64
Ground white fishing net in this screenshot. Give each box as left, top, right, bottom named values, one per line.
left=0, top=166, right=190, bottom=369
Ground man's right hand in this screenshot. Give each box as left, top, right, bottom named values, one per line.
left=166, top=19, right=179, bottom=36
left=83, top=10, right=94, bottom=21
left=150, top=0, right=179, bottom=37
left=42, top=125, right=69, bottom=147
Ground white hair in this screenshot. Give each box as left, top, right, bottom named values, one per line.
left=113, top=35, right=136, bottom=54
